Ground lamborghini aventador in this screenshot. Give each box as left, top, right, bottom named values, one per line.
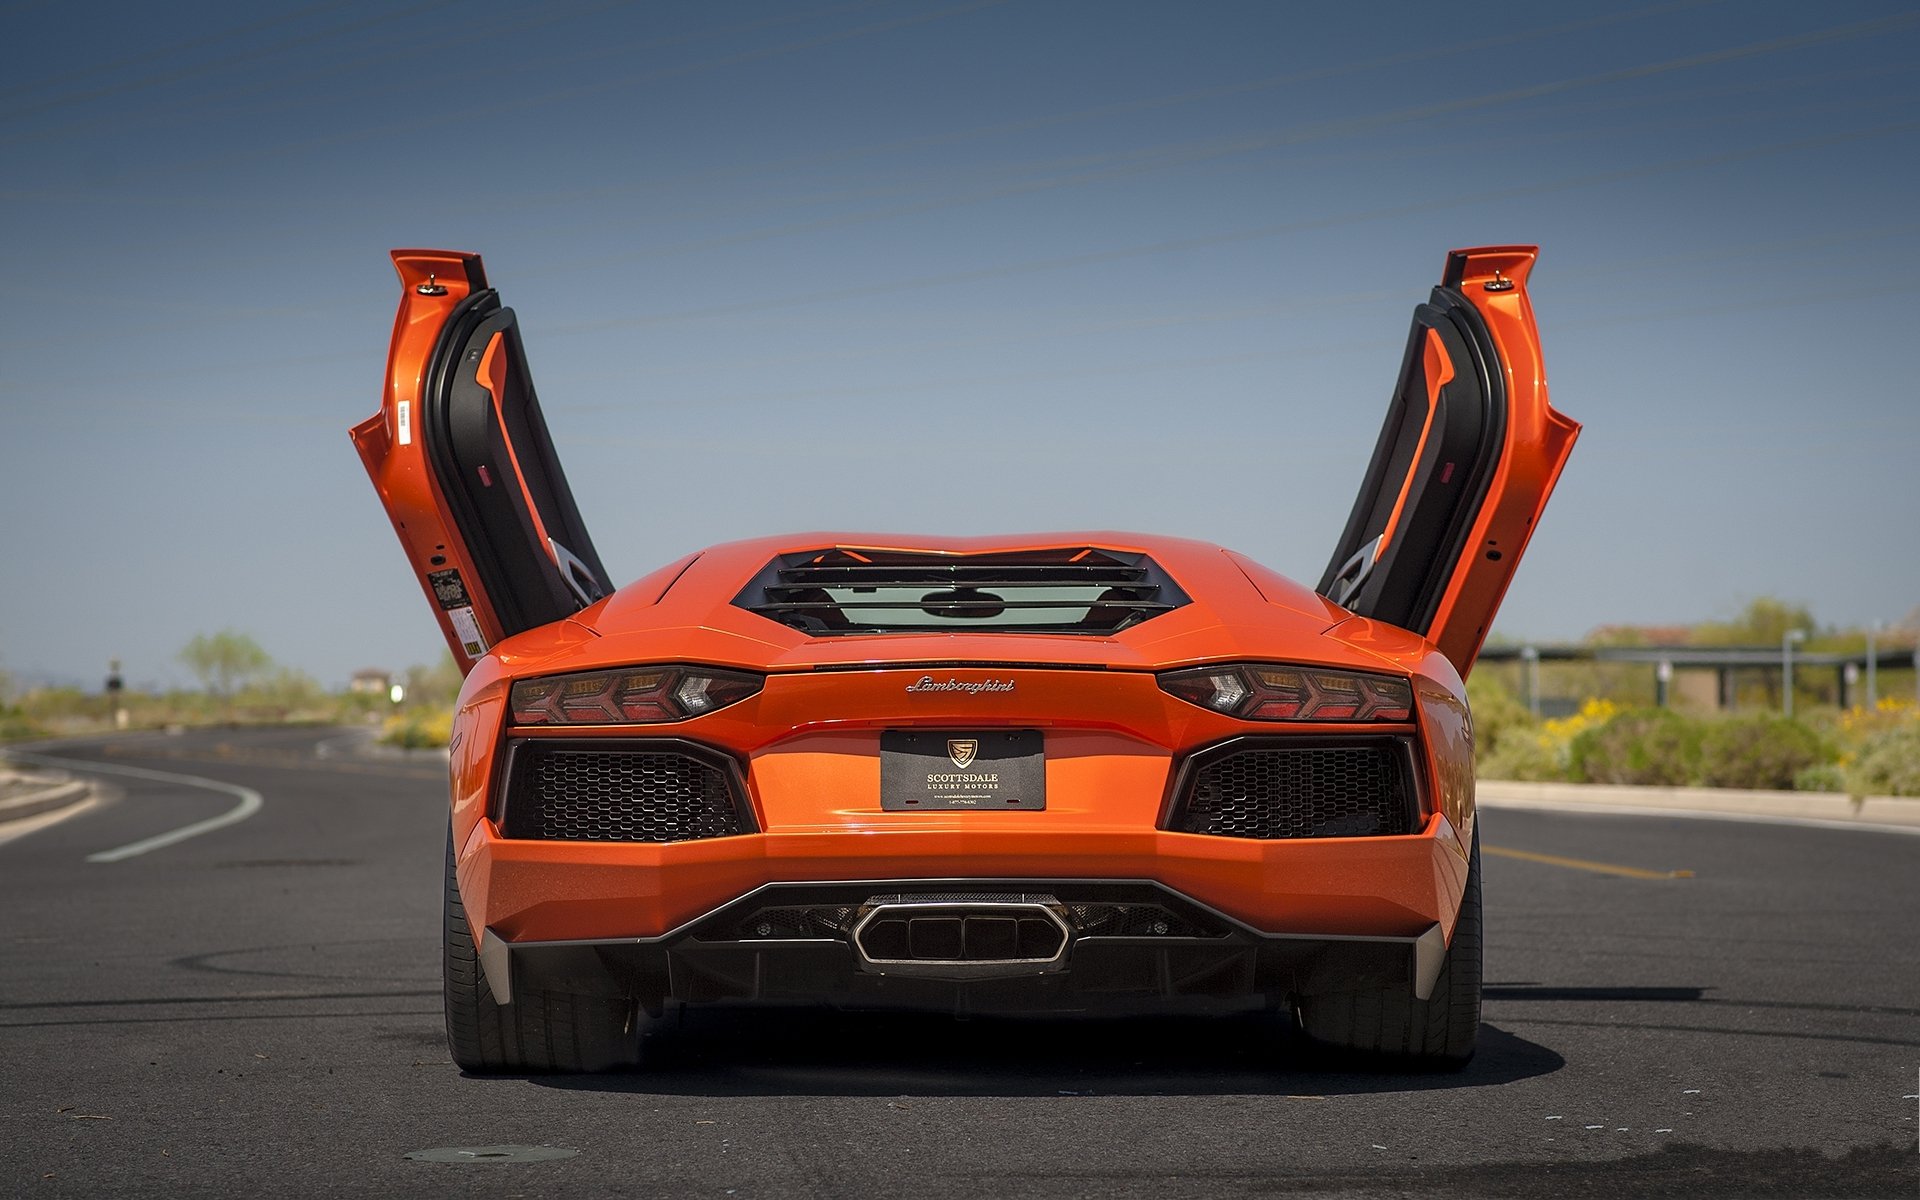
left=351, top=245, right=1579, bottom=1072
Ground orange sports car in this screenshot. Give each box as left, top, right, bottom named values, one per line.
left=352, top=245, right=1578, bottom=1072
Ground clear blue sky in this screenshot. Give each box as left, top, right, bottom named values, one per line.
left=3, top=0, right=1917, bottom=690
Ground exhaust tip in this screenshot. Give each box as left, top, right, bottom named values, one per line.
left=852, top=901, right=1069, bottom=979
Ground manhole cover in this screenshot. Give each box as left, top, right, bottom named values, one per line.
left=405, top=1145, right=580, bottom=1164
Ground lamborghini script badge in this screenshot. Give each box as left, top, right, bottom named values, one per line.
left=947, top=739, right=978, bottom=769
left=905, top=675, right=1015, bottom=694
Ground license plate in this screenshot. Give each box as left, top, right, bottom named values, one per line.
left=880, top=730, right=1044, bottom=811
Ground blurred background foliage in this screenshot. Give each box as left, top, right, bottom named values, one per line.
left=0, top=633, right=461, bottom=751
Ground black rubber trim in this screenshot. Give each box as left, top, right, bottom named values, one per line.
left=421, top=289, right=519, bottom=629
left=459, top=253, right=488, bottom=293
left=1407, top=290, right=1506, bottom=635
left=1316, top=284, right=1507, bottom=637
left=420, top=297, right=614, bottom=640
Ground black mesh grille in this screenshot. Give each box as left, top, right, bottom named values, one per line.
left=1067, top=902, right=1220, bottom=939
left=502, top=743, right=748, bottom=842
left=1170, top=743, right=1414, bottom=839
left=733, top=905, right=858, bottom=940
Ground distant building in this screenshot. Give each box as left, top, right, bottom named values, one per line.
left=348, top=668, right=393, bottom=695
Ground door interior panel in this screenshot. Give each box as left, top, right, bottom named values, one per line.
left=1319, top=290, right=1504, bottom=633
left=1318, top=246, right=1578, bottom=677
left=423, top=293, right=613, bottom=641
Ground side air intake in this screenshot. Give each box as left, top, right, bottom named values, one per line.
left=1166, top=738, right=1418, bottom=839
left=498, top=739, right=755, bottom=842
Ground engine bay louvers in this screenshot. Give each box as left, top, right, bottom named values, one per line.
left=732, top=547, right=1191, bottom=635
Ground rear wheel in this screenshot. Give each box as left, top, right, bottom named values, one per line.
left=442, top=830, right=641, bottom=1073
left=1293, top=829, right=1482, bottom=1068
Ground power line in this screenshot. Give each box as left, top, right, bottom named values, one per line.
left=0, top=0, right=363, bottom=102
left=0, top=0, right=466, bottom=122
left=483, top=0, right=1737, bottom=215
left=6, top=116, right=1916, bottom=397
left=0, top=0, right=885, bottom=148
left=131, top=0, right=1016, bottom=180
left=528, top=116, right=1920, bottom=334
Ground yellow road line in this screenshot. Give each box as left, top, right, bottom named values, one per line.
left=1484, top=845, right=1694, bottom=880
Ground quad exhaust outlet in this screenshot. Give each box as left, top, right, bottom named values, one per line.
left=851, top=898, right=1071, bottom=979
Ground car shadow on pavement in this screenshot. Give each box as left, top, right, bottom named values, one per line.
left=529, top=1008, right=1563, bottom=1098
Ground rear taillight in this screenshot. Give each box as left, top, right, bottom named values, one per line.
left=509, top=666, right=763, bottom=726
left=1158, top=663, right=1413, bottom=722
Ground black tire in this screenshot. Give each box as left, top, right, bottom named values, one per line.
left=1293, top=829, right=1483, bottom=1068
left=442, top=830, right=641, bottom=1073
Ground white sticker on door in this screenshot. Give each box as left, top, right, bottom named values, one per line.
left=447, top=606, right=486, bottom=657
left=397, top=400, right=412, bottom=445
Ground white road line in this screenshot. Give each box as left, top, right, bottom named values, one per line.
left=4, top=752, right=264, bottom=863
left=1480, top=797, right=1920, bottom=837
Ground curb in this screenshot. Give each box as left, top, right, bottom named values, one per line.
left=0, top=778, right=93, bottom=826
left=1478, top=779, right=1920, bottom=831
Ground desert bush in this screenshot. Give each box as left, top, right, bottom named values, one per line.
left=1478, top=733, right=1566, bottom=781
left=1793, top=763, right=1846, bottom=793
left=1568, top=707, right=1703, bottom=786
left=1476, top=698, right=1617, bottom=782
left=381, top=708, right=453, bottom=750
left=1843, top=722, right=1920, bottom=797
left=1696, top=715, right=1829, bottom=791
left=1465, top=674, right=1534, bottom=764
left=0, top=709, right=45, bottom=742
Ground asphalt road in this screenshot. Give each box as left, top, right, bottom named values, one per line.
left=1, top=726, right=1915, bottom=1198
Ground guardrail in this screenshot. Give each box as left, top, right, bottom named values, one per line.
left=1476, top=644, right=1919, bottom=714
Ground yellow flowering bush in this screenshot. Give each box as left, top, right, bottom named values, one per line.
left=1839, top=699, right=1920, bottom=796
left=380, top=707, right=453, bottom=750
left=1478, top=697, right=1618, bottom=781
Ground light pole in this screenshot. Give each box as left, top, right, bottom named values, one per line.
left=1782, top=629, right=1807, bottom=718
left=1521, top=645, right=1541, bottom=719
left=105, top=658, right=126, bottom=730
left=1865, top=622, right=1880, bottom=711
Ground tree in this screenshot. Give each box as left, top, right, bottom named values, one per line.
left=1692, top=597, right=1815, bottom=647
left=179, top=630, right=272, bottom=698
left=402, top=651, right=464, bottom=710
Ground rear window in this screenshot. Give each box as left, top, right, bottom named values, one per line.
left=732, top=547, right=1190, bottom=636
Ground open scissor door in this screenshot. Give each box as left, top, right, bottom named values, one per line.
left=351, top=250, right=613, bottom=672
left=1319, top=246, right=1580, bottom=677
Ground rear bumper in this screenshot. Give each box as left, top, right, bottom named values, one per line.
left=476, top=878, right=1452, bottom=1015
left=460, top=815, right=1469, bottom=941
left=455, top=816, right=1471, bottom=1010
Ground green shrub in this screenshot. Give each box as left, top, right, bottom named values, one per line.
left=1697, top=715, right=1828, bottom=790
left=1465, top=674, right=1534, bottom=765
left=380, top=708, right=453, bottom=750
left=1843, top=723, right=1920, bottom=797
left=0, top=710, right=46, bottom=742
left=1568, top=708, right=1703, bottom=786
left=1793, top=763, right=1846, bottom=793
left=1475, top=697, right=1620, bottom=783
left=1478, top=734, right=1566, bottom=781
